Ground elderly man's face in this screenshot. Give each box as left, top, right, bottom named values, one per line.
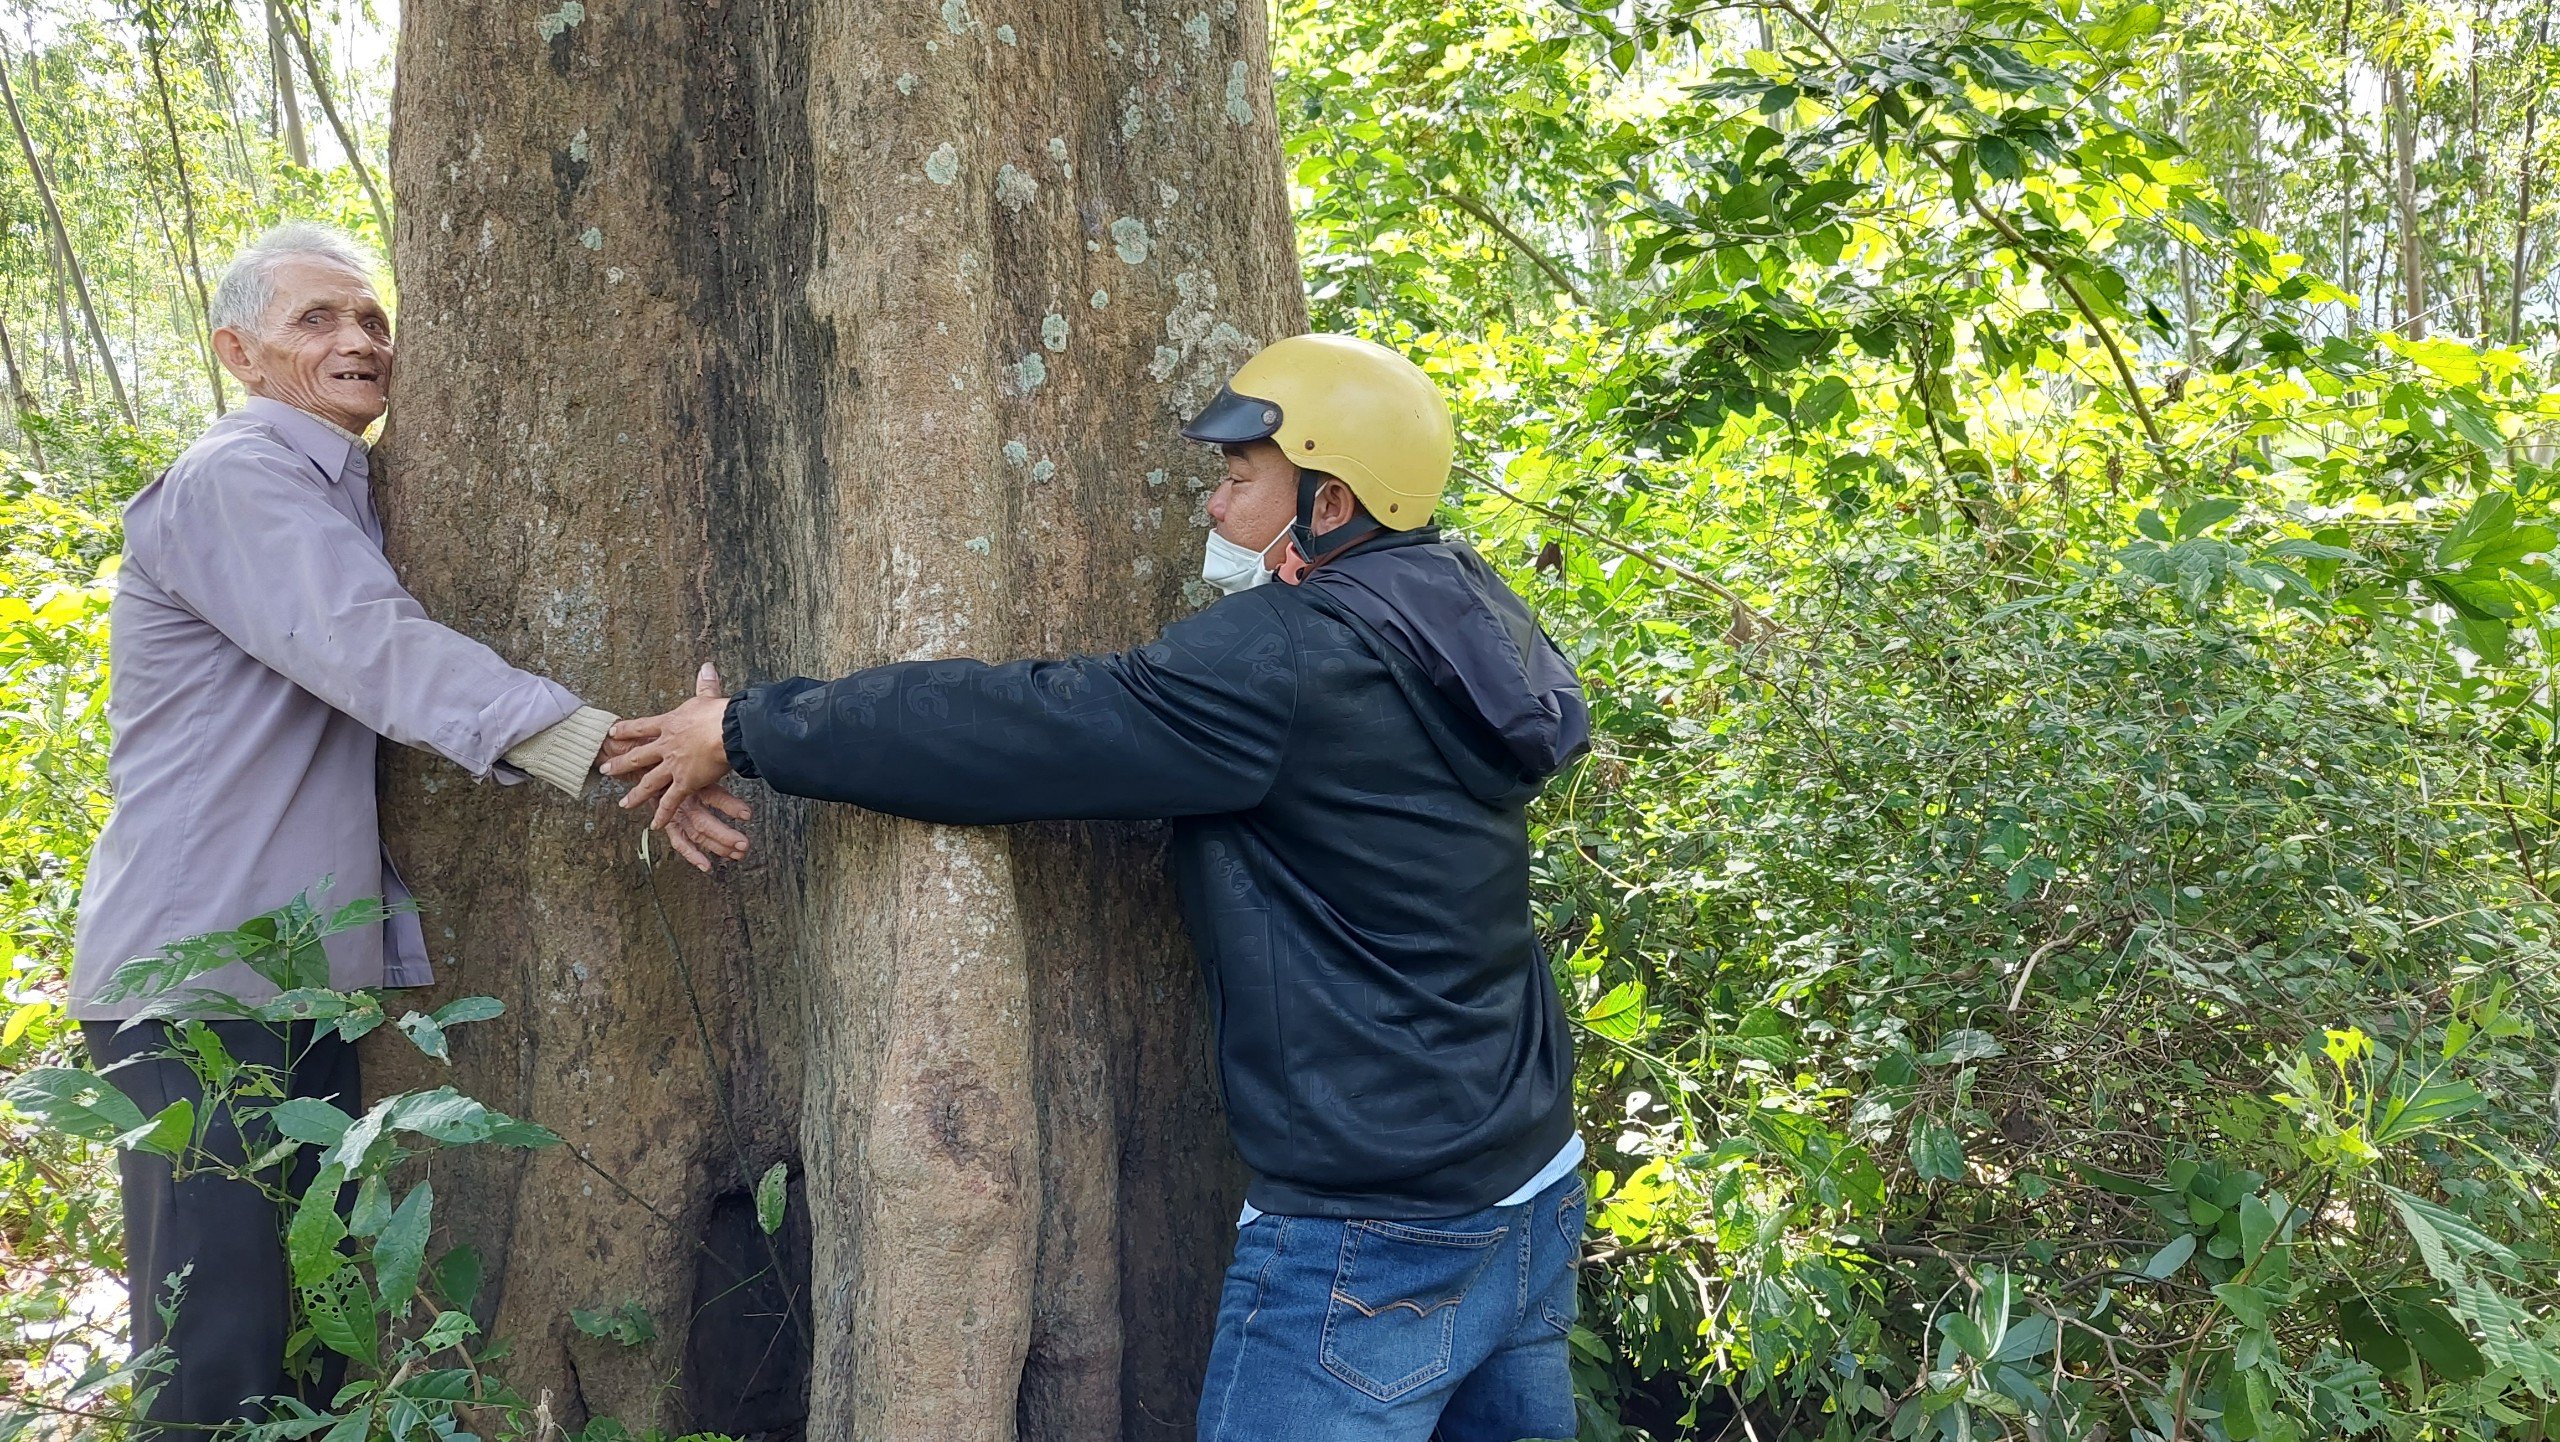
left=213, top=258, right=393, bottom=434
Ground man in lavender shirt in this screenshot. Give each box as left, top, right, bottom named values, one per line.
left=69, top=223, right=747, bottom=1434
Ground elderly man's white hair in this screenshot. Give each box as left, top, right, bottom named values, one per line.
left=209, top=222, right=380, bottom=335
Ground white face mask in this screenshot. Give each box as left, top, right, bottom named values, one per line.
left=1201, top=527, right=1280, bottom=595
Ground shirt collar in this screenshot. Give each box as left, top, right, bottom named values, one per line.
left=240, top=396, right=369, bottom=483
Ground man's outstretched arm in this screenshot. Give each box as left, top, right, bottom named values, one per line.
left=607, top=595, right=1300, bottom=829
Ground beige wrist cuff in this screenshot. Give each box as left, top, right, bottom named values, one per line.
left=504, top=706, right=618, bottom=797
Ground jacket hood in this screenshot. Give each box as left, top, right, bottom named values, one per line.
left=1297, top=531, right=1591, bottom=796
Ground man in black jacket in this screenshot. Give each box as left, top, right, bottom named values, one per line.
left=605, top=334, right=1589, bottom=1441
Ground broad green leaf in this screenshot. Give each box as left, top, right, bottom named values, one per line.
left=433, top=1245, right=484, bottom=1312
left=110, top=1099, right=193, bottom=1160
left=2139, top=1232, right=2197, bottom=1280
left=1907, top=1115, right=1965, bottom=1182
left=288, top=1167, right=351, bottom=1288
left=431, top=996, right=505, bottom=1027
left=396, top=1011, right=449, bottom=1063
left=416, top=1312, right=479, bottom=1355
left=2392, top=1295, right=2487, bottom=1382
left=756, top=1161, right=789, bottom=1236
left=1580, top=982, right=1647, bottom=1041
left=374, top=1181, right=433, bottom=1316
left=268, top=1096, right=354, bottom=1146
left=2435, top=493, right=2517, bottom=569
left=2238, top=1194, right=2278, bottom=1259
left=2175, top=498, right=2242, bottom=538
left=4, top=1066, right=147, bottom=1141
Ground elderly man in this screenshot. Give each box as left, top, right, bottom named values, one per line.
left=70, top=222, right=744, bottom=1433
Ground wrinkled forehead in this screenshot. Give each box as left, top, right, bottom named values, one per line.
left=265, top=258, right=385, bottom=322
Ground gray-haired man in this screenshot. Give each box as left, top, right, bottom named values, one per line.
left=69, top=223, right=747, bottom=1433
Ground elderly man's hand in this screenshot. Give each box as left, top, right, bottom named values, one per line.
left=604, top=662, right=738, bottom=830
left=661, top=782, right=753, bottom=872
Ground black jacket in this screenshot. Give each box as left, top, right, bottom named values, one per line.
left=724, top=530, right=1586, bottom=1218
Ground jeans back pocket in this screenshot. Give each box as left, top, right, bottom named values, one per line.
left=1320, top=1218, right=1508, bottom=1403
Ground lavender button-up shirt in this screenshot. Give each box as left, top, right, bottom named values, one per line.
left=70, top=397, right=583, bottom=1020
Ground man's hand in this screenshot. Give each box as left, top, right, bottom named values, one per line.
left=662, top=782, right=753, bottom=872
left=604, top=661, right=737, bottom=831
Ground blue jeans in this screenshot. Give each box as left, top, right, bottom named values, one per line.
left=1196, top=1171, right=1586, bottom=1442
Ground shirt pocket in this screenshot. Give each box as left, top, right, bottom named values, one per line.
left=1320, top=1217, right=1508, bottom=1402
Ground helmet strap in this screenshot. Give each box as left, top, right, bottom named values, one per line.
left=1286, top=466, right=1383, bottom=579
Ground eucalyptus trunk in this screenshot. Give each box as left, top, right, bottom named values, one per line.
left=375, top=2, right=1299, bottom=1438
left=268, top=1, right=309, bottom=169
left=2387, top=47, right=2427, bottom=336
left=0, top=43, right=132, bottom=424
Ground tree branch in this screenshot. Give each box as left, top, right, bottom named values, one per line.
left=1433, top=181, right=1589, bottom=303
left=1457, top=461, right=1786, bottom=640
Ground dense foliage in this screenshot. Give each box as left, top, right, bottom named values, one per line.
left=1278, top=0, right=2560, bottom=1434
left=15, top=0, right=2560, bottom=1436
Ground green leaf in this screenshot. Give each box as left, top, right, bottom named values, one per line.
left=268, top=1096, right=354, bottom=1146
left=288, top=1166, right=351, bottom=1288
left=1796, top=376, right=1854, bottom=429
left=2373, top=1080, right=2486, bottom=1145
left=111, top=1099, right=194, bottom=1160
left=2337, top=1294, right=2415, bottom=1374
left=1908, top=1115, right=1966, bottom=1182
left=2238, top=1194, right=2278, bottom=1259
left=2136, top=508, right=2172, bottom=543
left=1976, top=134, right=2022, bottom=180
left=2175, top=498, right=2242, bottom=538
left=375, top=1181, right=433, bottom=1317
left=432, top=1245, right=484, bottom=1312
left=1936, top=1310, right=1991, bottom=1362
left=2435, top=492, right=2517, bottom=569
left=4, top=1066, right=147, bottom=1141
left=396, top=1011, right=450, bottom=1063
left=1581, top=982, right=1647, bottom=1041
left=2089, top=1, right=2165, bottom=48
left=2213, top=1281, right=2272, bottom=1328
left=2139, top=1232, right=2197, bottom=1280
left=2392, top=1295, right=2487, bottom=1381
left=431, top=996, right=505, bottom=1027
left=305, top=1269, right=380, bottom=1367
left=756, top=1161, right=789, bottom=1236
left=416, top=1310, right=479, bottom=1355
left=571, top=1300, right=657, bottom=1348
left=2262, top=538, right=2359, bottom=563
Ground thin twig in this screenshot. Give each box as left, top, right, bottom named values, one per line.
left=1457, top=462, right=1787, bottom=639
left=1431, top=180, right=1589, bottom=302
left=2008, top=919, right=2098, bottom=1012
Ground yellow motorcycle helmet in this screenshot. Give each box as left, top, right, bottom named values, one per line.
left=1179, top=333, right=1454, bottom=530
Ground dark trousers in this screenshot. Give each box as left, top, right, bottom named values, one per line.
left=83, top=1020, right=360, bottom=1434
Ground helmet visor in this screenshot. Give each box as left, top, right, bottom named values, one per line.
left=1178, top=385, right=1285, bottom=445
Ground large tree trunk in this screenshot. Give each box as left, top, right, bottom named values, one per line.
left=376, top=2, right=1299, bottom=1438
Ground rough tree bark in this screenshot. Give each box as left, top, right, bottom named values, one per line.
left=376, top=2, right=1300, bottom=1438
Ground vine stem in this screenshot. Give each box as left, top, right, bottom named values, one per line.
left=634, top=846, right=809, bottom=1340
